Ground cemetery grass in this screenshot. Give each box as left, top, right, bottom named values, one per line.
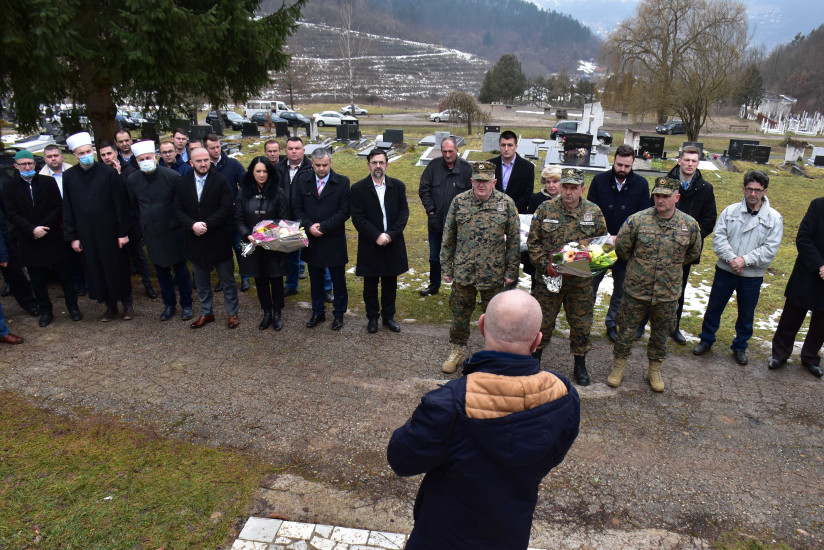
left=0, top=390, right=276, bottom=550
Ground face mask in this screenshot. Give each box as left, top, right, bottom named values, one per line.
left=138, top=159, right=157, bottom=173
left=78, top=154, right=95, bottom=166
left=19, top=169, right=36, bottom=178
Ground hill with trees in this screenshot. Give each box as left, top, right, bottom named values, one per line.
left=760, top=25, right=824, bottom=112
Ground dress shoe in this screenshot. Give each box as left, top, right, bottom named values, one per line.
left=101, top=307, right=117, bottom=322
left=227, top=315, right=240, bottom=329
left=671, top=329, right=687, bottom=345
left=160, top=306, right=176, bottom=321
left=259, top=311, right=272, bottom=330
left=190, top=314, right=215, bottom=329
left=331, top=316, right=343, bottom=330
left=69, top=308, right=83, bottom=322
left=284, top=288, right=298, bottom=297
left=804, top=362, right=823, bottom=377
left=240, top=278, right=251, bottom=292
left=693, top=342, right=711, bottom=355
left=0, top=333, right=23, bottom=344
left=25, top=304, right=41, bottom=317
left=1, top=283, right=10, bottom=297
left=325, top=291, right=334, bottom=303
left=306, top=313, right=326, bottom=327
left=419, top=285, right=439, bottom=297
left=383, top=318, right=401, bottom=333
left=122, top=304, right=135, bottom=320
left=607, top=326, right=618, bottom=343
left=367, top=318, right=378, bottom=333
left=633, top=326, right=645, bottom=340
left=145, top=285, right=158, bottom=299
left=214, top=282, right=223, bottom=292
left=180, top=307, right=194, bottom=321
left=767, top=357, right=786, bottom=370
left=272, top=311, right=283, bottom=331
left=38, top=312, right=54, bottom=327
left=733, top=349, right=748, bottom=365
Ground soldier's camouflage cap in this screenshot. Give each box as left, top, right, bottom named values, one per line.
left=560, top=167, right=584, bottom=185
left=472, top=161, right=496, bottom=181
left=652, top=177, right=680, bottom=196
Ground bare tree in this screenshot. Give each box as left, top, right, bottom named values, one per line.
left=338, top=0, right=369, bottom=114
left=603, top=0, right=748, bottom=138
left=442, top=91, right=488, bottom=134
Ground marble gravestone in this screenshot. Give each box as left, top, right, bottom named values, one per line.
left=639, top=136, right=665, bottom=158
left=727, top=139, right=759, bottom=160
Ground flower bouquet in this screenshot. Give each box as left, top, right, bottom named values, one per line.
left=563, top=147, right=590, bottom=159
left=543, top=235, right=618, bottom=292
left=241, top=219, right=307, bottom=256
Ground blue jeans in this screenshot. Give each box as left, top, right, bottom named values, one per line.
left=427, top=229, right=443, bottom=288
left=698, top=267, right=763, bottom=351
left=155, top=261, right=193, bottom=308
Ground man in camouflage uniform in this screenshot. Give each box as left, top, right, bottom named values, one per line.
left=440, top=161, right=520, bottom=373
left=527, top=168, right=606, bottom=386
left=608, top=177, right=702, bottom=392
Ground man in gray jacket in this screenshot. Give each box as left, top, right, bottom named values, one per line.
left=693, top=171, right=783, bottom=365
left=418, top=137, right=472, bottom=296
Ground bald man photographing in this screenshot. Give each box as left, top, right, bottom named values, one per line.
left=387, top=290, right=580, bottom=550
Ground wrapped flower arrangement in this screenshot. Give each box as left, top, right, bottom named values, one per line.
left=241, top=219, right=308, bottom=256
left=543, top=235, right=618, bottom=292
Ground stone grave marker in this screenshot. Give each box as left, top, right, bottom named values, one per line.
left=189, top=125, right=213, bottom=142
left=241, top=122, right=259, bottom=137
left=623, top=129, right=642, bottom=151
left=741, top=144, right=771, bottom=164
left=434, top=131, right=451, bottom=147
left=141, top=122, right=160, bottom=145
left=516, top=139, right=539, bottom=159
left=384, top=129, right=404, bottom=143
left=171, top=119, right=191, bottom=133
left=727, top=139, right=759, bottom=160
left=588, top=102, right=604, bottom=147
left=484, top=125, right=501, bottom=133
left=639, top=135, right=665, bottom=158
left=561, top=133, right=593, bottom=166
left=809, top=146, right=824, bottom=165
left=482, top=132, right=501, bottom=152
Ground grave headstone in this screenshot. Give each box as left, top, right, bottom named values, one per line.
left=516, top=139, right=539, bottom=159
left=210, top=120, right=222, bottom=135
left=815, top=156, right=824, bottom=167
left=581, top=104, right=592, bottom=134
left=484, top=125, right=501, bottom=133
left=241, top=122, right=259, bottom=137
left=809, top=147, right=824, bottom=164
left=434, top=131, right=450, bottom=147
left=274, top=121, right=289, bottom=137
left=556, top=109, right=567, bottom=119
left=141, top=122, right=159, bottom=145
left=785, top=145, right=806, bottom=163
left=384, top=129, right=404, bottom=143
left=171, top=119, right=191, bottom=133
left=741, top=144, right=771, bottom=164
left=727, top=139, right=759, bottom=160
left=482, top=132, right=501, bottom=152
left=189, top=125, right=213, bottom=142
left=336, top=124, right=351, bottom=141
left=588, top=102, right=604, bottom=147
left=561, top=133, right=593, bottom=166
left=623, top=129, right=641, bottom=151
left=639, top=135, right=665, bottom=158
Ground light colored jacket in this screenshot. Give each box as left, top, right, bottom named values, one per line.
left=713, top=196, right=783, bottom=277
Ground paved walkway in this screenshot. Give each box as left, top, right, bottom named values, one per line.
left=0, top=288, right=822, bottom=549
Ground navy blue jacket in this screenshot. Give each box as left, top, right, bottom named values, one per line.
left=387, top=351, right=580, bottom=550
left=159, top=156, right=193, bottom=177
left=587, top=168, right=650, bottom=236
left=213, top=152, right=246, bottom=199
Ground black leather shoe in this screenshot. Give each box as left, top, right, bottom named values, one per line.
left=38, top=312, right=53, bottom=327
left=573, top=356, right=590, bottom=386
left=272, top=311, right=283, bottom=331
left=69, top=308, right=83, bottom=321
left=145, top=285, right=158, bottom=299
left=633, top=326, right=645, bottom=340
left=284, top=288, right=298, bottom=297
left=214, top=282, right=223, bottom=292
left=240, top=278, right=251, bottom=292
left=306, top=313, right=326, bottom=327
left=607, top=326, right=618, bottom=343
left=804, top=363, right=823, bottom=377
left=733, top=350, right=748, bottom=365
left=181, top=307, right=194, bottom=321
left=25, top=305, right=41, bottom=317
left=767, top=357, right=786, bottom=370
left=383, top=318, right=401, bottom=333
left=419, top=285, right=439, bottom=297
left=159, top=306, right=176, bottom=321
left=671, top=329, right=687, bottom=345
left=325, top=291, right=334, bottom=303
left=367, top=318, right=378, bottom=333
left=1, top=283, right=10, bottom=297
left=258, top=311, right=272, bottom=330
left=693, top=342, right=711, bottom=355
left=331, top=316, right=343, bottom=330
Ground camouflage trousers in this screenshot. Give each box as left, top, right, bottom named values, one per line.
left=449, top=283, right=503, bottom=345
left=614, top=294, right=678, bottom=362
left=532, top=276, right=594, bottom=355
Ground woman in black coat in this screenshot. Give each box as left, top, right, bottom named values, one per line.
left=235, top=157, right=290, bottom=331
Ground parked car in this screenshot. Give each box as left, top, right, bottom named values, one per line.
left=550, top=120, right=613, bottom=145
left=340, top=105, right=368, bottom=116
left=279, top=111, right=311, bottom=128
left=116, top=110, right=139, bottom=129
left=656, top=120, right=686, bottom=135
left=312, top=111, right=357, bottom=127
left=205, top=110, right=251, bottom=131
left=54, top=108, right=90, bottom=131
left=0, top=149, right=45, bottom=188
left=430, top=109, right=461, bottom=122
left=249, top=110, right=287, bottom=126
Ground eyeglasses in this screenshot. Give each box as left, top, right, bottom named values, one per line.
left=15, top=161, right=35, bottom=168
left=744, top=187, right=765, bottom=194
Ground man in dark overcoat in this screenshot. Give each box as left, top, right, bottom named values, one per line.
left=350, top=149, right=409, bottom=333
left=127, top=140, right=193, bottom=322
left=769, top=196, right=824, bottom=377
left=4, top=150, right=82, bottom=326
left=173, top=147, right=239, bottom=329
left=489, top=130, right=535, bottom=214
left=62, top=132, right=134, bottom=321
left=292, top=148, right=350, bottom=330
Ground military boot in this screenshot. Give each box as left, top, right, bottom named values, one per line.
left=442, top=344, right=465, bottom=374
left=573, top=355, right=590, bottom=386
left=646, top=360, right=665, bottom=392
left=607, top=357, right=626, bottom=388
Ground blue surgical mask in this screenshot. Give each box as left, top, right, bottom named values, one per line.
left=19, top=169, right=36, bottom=178
left=78, top=154, right=95, bottom=166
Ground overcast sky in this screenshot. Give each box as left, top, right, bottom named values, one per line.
left=531, top=0, right=824, bottom=52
